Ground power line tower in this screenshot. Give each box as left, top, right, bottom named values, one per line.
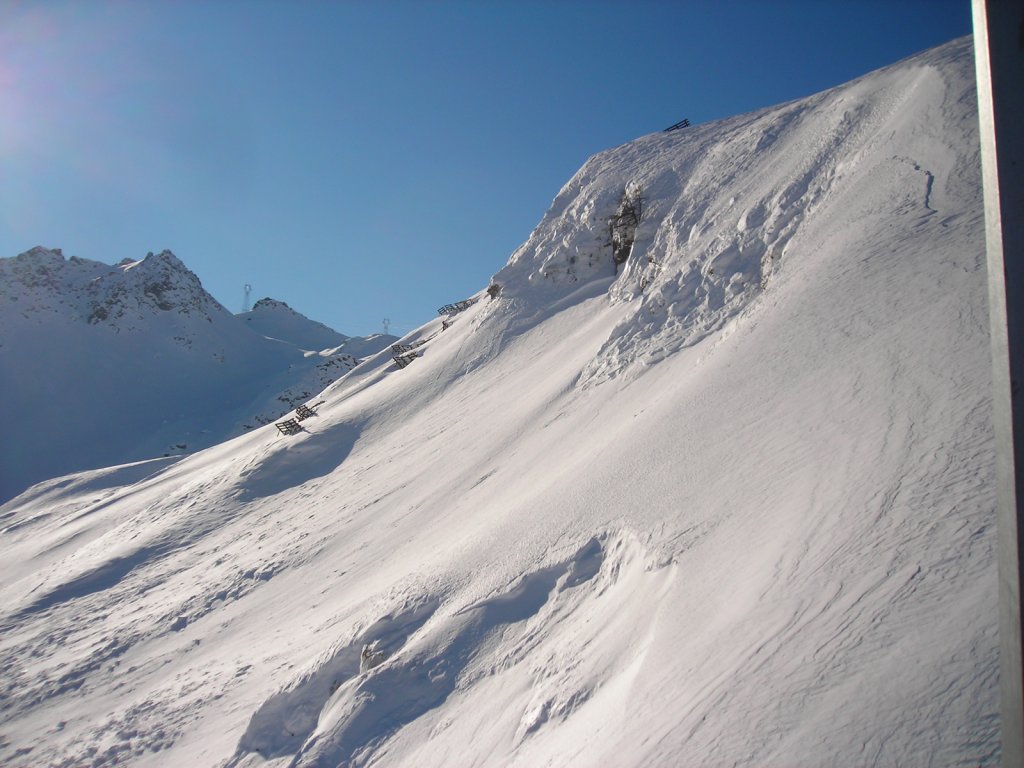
left=242, top=283, right=253, bottom=313
left=383, top=318, right=391, bottom=335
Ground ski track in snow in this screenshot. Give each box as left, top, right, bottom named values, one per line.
left=0, top=37, right=998, bottom=767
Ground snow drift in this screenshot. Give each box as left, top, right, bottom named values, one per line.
left=0, top=37, right=996, bottom=767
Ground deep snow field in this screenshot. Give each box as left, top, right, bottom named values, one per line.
left=0, top=37, right=997, bottom=766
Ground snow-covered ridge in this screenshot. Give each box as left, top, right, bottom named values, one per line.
left=492, top=38, right=979, bottom=384
left=239, top=297, right=349, bottom=352
left=238, top=297, right=397, bottom=360
left=0, top=37, right=996, bottom=767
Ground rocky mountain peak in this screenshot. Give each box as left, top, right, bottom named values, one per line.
left=0, top=247, right=226, bottom=328
left=251, top=297, right=293, bottom=313
left=87, top=250, right=222, bottom=323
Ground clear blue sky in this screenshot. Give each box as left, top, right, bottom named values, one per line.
left=1, top=0, right=972, bottom=337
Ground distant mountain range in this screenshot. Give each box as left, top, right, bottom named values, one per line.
left=0, top=247, right=395, bottom=502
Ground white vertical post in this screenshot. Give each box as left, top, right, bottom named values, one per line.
left=973, top=1, right=1024, bottom=764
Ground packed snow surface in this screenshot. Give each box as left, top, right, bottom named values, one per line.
left=0, top=38, right=996, bottom=766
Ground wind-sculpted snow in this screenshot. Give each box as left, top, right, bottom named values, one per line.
left=0, top=37, right=997, bottom=767
left=234, top=421, right=362, bottom=501
left=224, top=533, right=671, bottom=768
left=230, top=599, right=440, bottom=763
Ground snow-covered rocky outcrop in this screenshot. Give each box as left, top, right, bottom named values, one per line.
left=0, top=37, right=996, bottom=767
left=0, top=249, right=393, bottom=502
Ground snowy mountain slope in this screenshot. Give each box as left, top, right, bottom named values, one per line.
left=0, top=249, right=385, bottom=503
left=238, top=297, right=395, bottom=359
left=493, top=37, right=981, bottom=388
left=0, top=36, right=996, bottom=767
left=240, top=297, right=346, bottom=349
